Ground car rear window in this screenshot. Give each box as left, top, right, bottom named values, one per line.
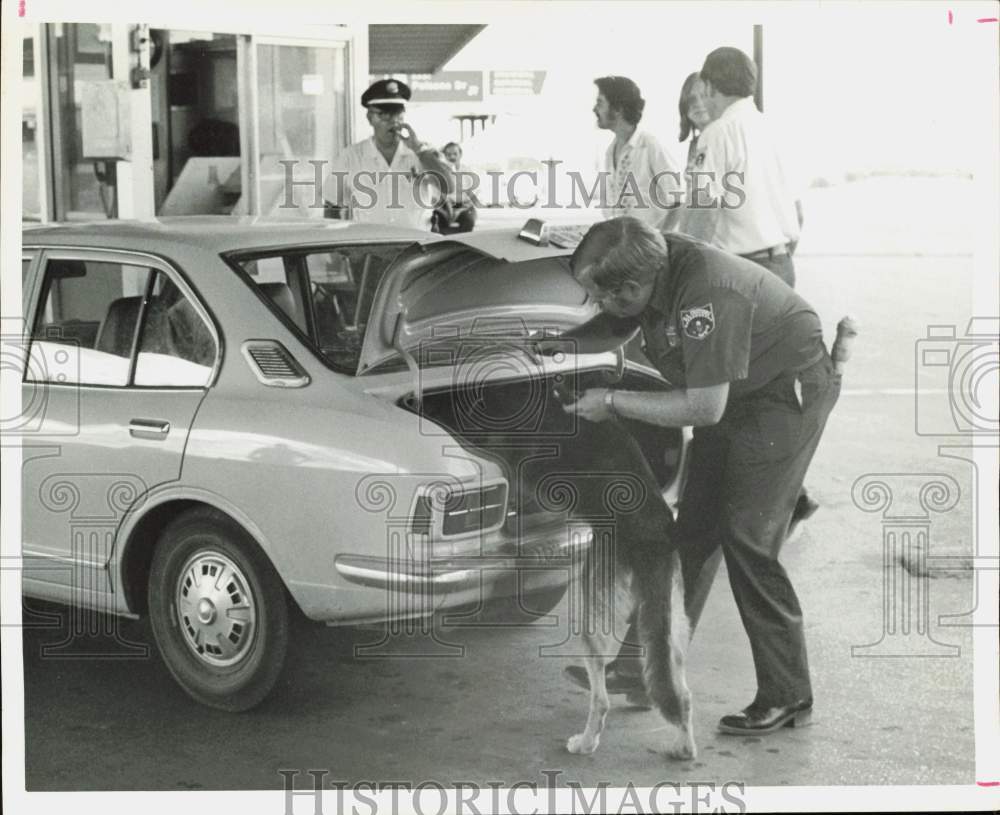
left=230, top=243, right=408, bottom=373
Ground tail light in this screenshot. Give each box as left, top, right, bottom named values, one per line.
left=411, top=483, right=507, bottom=538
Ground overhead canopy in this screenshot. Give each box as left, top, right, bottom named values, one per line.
left=368, top=24, right=486, bottom=74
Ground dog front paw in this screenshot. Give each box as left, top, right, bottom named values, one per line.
left=566, top=733, right=599, bottom=754
left=664, top=735, right=696, bottom=761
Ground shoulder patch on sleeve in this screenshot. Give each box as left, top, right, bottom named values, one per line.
left=681, top=303, right=715, bottom=339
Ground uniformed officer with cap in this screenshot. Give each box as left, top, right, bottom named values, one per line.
left=560, top=216, right=840, bottom=736
left=323, top=78, right=454, bottom=230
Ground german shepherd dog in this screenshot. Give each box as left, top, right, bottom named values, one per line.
left=492, top=387, right=696, bottom=760
left=420, top=376, right=695, bottom=760
left=549, top=415, right=695, bottom=760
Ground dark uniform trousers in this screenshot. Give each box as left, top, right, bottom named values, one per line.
left=614, top=351, right=840, bottom=708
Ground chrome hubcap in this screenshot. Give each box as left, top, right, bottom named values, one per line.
left=197, top=598, right=216, bottom=624
left=175, top=550, right=256, bottom=667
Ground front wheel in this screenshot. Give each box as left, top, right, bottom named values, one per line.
left=149, top=509, right=288, bottom=711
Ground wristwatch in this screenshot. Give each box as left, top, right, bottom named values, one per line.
left=604, top=389, right=617, bottom=416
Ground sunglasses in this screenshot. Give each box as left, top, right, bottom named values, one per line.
left=371, top=107, right=405, bottom=120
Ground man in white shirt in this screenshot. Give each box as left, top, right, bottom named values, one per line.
left=683, top=48, right=801, bottom=288
left=593, top=76, right=683, bottom=230
left=685, top=48, right=818, bottom=536
left=323, top=79, right=454, bottom=231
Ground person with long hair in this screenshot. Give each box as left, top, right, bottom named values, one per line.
left=681, top=48, right=800, bottom=287
left=678, top=71, right=713, bottom=172
left=668, top=72, right=714, bottom=232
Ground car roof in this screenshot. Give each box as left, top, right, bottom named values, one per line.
left=21, top=216, right=571, bottom=262
left=22, top=216, right=429, bottom=254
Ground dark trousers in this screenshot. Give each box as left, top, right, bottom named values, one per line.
left=614, top=353, right=840, bottom=707
left=748, top=251, right=813, bottom=513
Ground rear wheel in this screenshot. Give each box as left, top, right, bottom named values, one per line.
left=148, top=508, right=288, bottom=711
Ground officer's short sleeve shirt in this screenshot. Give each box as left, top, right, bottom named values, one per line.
left=323, top=137, right=437, bottom=230
left=639, top=235, right=824, bottom=398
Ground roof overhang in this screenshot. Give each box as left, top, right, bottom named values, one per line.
left=368, top=24, right=486, bottom=74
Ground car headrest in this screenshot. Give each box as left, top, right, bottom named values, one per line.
left=259, top=282, right=297, bottom=321
left=46, top=259, right=88, bottom=280
left=95, top=296, right=143, bottom=357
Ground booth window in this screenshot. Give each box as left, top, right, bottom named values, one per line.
left=22, top=35, right=42, bottom=221
left=47, top=24, right=117, bottom=221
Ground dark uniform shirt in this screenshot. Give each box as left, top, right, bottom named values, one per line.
left=639, top=235, right=824, bottom=398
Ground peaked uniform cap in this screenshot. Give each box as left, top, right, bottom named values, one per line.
left=362, top=79, right=412, bottom=108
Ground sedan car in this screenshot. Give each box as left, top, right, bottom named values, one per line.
left=18, top=217, right=689, bottom=711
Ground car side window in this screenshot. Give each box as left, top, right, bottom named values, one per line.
left=133, top=274, right=217, bottom=387
left=27, top=257, right=216, bottom=388
left=244, top=256, right=308, bottom=332
left=232, top=243, right=404, bottom=373
left=22, top=254, right=37, bottom=315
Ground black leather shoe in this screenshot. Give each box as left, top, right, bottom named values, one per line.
left=563, top=665, right=652, bottom=709
left=718, top=699, right=813, bottom=735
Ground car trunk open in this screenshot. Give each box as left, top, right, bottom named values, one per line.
left=359, top=239, right=687, bottom=530
left=397, top=366, right=687, bottom=536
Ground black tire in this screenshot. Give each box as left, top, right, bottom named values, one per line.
left=148, top=508, right=289, bottom=712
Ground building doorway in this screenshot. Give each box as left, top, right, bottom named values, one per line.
left=152, top=30, right=242, bottom=215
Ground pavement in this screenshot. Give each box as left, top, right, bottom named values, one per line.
left=19, top=177, right=988, bottom=790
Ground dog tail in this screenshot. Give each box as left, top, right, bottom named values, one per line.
left=636, top=548, right=692, bottom=723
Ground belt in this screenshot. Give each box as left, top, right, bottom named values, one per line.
left=740, top=244, right=789, bottom=261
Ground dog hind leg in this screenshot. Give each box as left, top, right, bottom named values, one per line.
left=636, top=549, right=696, bottom=760
left=565, top=543, right=629, bottom=755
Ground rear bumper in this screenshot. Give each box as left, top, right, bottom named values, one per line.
left=333, top=522, right=593, bottom=595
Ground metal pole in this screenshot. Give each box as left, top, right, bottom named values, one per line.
left=753, top=24, right=764, bottom=112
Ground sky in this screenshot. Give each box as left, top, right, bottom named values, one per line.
left=416, top=3, right=995, bottom=184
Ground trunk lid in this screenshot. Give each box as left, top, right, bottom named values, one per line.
left=357, top=237, right=619, bottom=376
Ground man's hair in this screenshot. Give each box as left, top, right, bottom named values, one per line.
left=701, top=47, right=757, bottom=98
left=678, top=71, right=701, bottom=143
left=570, top=217, right=666, bottom=290
left=594, top=76, right=645, bottom=125
left=443, top=141, right=462, bottom=155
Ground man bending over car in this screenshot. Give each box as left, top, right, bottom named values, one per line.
left=559, top=217, right=840, bottom=736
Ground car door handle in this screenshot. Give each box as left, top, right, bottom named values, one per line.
left=129, top=419, right=171, bottom=440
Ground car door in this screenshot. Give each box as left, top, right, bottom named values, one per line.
left=21, top=248, right=219, bottom=607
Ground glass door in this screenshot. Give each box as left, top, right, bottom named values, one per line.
left=22, top=30, right=48, bottom=221
left=247, top=37, right=351, bottom=215
left=46, top=24, right=116, bottom=221
left=153, top=30, right=242, bottom=215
